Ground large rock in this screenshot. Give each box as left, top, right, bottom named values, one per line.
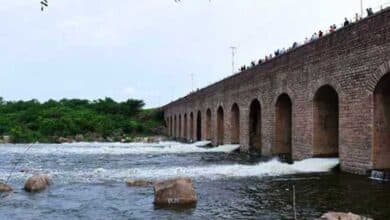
left=75, top=134, right=84, bottom=142
left=57, top=137, right=69, bottom=143
left=2, top=135, right=11, bottom=144
left=320, top=212, right=373, bottom=220
left=24, top=175, right=51, bottom=192
left=0, top=182, right=12, bottom=192
left=126, top=179, right=153, bottom=187
left=153, top=177, right=197, bottom=206
left=147, top=136, right=167, bottom=143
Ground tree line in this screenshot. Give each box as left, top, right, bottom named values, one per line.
left=0, top=97, right=164, bottom=143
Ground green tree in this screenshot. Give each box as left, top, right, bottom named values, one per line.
left=0, top=97, right=164, bottom=143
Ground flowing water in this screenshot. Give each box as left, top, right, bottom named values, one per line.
left=0, top=142, right=389, bottom=219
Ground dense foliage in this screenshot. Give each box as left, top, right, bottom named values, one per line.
left=0, top=97, right=164, bottom=143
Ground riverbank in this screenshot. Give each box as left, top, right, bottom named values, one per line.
left=0, top=134, right=168, bottom=144
left=0, top=98, right=165, bottom=143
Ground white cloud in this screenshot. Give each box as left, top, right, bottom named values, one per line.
left=0, top=1, right=36, bottom=12
left=57, top=15, right=124, bottom=47
left=121, top=87, right=136, bottom=98
left=52, top=1, right=172, bottom=48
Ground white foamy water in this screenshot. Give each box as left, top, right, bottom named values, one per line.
left=0, top=141, right=239, bottom=155
left=0, top=158, right=339, bottom=184
left=119, top=158, right=340, bottom=180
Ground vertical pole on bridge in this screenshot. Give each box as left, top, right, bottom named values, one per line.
left=230, top=46, right=237, bottom=75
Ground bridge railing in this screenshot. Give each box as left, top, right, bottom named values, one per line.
left=267, top=1, right=390, bottom=63
left=228, top=1, right=390, bottom=85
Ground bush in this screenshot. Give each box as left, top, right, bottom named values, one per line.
left=0, top=97, right=164, bottom=143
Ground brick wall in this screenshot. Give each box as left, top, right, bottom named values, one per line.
left=163, top=8, right=390, bottom=174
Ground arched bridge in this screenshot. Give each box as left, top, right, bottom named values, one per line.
left=163, top=8, right=390, bottom=175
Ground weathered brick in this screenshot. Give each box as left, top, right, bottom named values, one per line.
left=163, top=8, right=390, bottom=174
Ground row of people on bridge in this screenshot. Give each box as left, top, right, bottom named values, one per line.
left=239, top=8, right=377, bottom=72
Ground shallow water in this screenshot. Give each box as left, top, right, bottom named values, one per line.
left=0, top=142, right=389, bottom=220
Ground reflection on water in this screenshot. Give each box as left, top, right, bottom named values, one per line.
left=0, top=142, right=389, bottom=219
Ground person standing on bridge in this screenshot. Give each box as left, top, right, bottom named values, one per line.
left=355, top=13, right=361, bottom=22
left=344, top=18, right=350, bottom=26
left=329, top=24, right=337, bottom=33
left=318, top=30, right=323, bottom=38
left=367, top=8, right=374, bottom=16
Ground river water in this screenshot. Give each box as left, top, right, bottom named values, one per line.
left=0, top=142, right=389, bottom=219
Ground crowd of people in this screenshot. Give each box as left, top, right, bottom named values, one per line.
left=239, top=7, right=378, bottom=72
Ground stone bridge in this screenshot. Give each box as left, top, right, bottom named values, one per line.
left=163, top=8, right=390, bottom=175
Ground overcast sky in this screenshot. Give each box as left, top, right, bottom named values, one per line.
left=0, top=0, right=387, bottom=107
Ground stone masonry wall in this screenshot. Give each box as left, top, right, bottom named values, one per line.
left=163, top=8, right=390, bottom=175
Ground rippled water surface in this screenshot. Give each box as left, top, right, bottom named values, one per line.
left=0, top=142, right=389, bottom=220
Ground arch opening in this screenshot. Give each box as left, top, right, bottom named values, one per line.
left=206, top=109, right=212, bottom=140
left=170, top=117, right=173, bottom=137
left=165, top=118, right=169, bottom=136
left=374, top=73, right=390, bottom=169
left=184, top=114, right=188, bottom=140
left=167, top=117, right=170, bottom=136
left=190, top=113, right=194, bottom=141
left=313, top=85, right=339, bottom=157
left=174, top=115, right=177, bottom=138
left=217, top=106, right=224, bottom=145
left=275, top=94, right=292, bottom=159
left=231, top=103, right=240, bottom=144
left=178, top=115, right=182, bottom=139
left=196, top=111, right=202, bottom=141
left=249, top=99, right=262, bottom=153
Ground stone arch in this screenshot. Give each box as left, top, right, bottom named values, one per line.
left=366, top=61, right=390, bottom=93
left=230, top=103, right=240, bottom=144
left=196, top=111, right=202, bottom=141
left=313, top=85, right=339, bottom=157
left=373, top=72, right=390, bottom=169
left=274, top=93, right=292, bottom=157
left=217, top=106, right=224, bottom=145
left=178, top=114, right=182, bottom=138
left=309, top=79, right=343, bottom=102
left=174, top=115, right=177, bottom=138
left=272, top=86, right=295, bottom=106
left=249, top=99, right=262, bottom=153
left=206, top=109, right=212, bottom=140
left=189, top=112, right=194, bottom=141
left=184, top=113, right=188, bottom=140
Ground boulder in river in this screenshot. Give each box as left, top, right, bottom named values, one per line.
left=153, top=177, right=197, bottom=206
left=2, top=135, right=11, bottom=144
left=57, top=137, right=69, bottom=143
left=75, top=134, right=84, bottom=142
left=126, top=179, right=153, bottom=187
left=0, top=182, right=12, bottom=192
left=319, top=212, right=373, bottom=220
left=24, top=175, right=51, bottom=192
